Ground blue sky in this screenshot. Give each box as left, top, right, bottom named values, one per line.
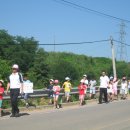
left=0, top=0, right=130, bottom=61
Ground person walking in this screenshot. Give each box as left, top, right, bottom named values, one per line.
left=53, top=80, right=60, bottom=109
left=62, top=77, right=72, bottom=102
left=120, top=77, right=128, bottom=100
left=23, top=74, right=32, bottom=108
left=6, top=64, right=23, bottom=117
left=80, top=74, right=88, bottom=94
left=99, top=71, right=109, bottom=104
left=0, top=80, right=4, bottom=117
left=47, top=79, right=54, bottom=105
left=89, top=78, right=97, bottom=99
left=78, top=81, right=87, bottom=106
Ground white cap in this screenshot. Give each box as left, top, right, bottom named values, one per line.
left=65, top=77, right=70, bottom=81
left=50, top=79, right=54, bottom=82
left=83, top=74, right=87, bottom=77
left=0, top=80, right=4, bottom=84
left=12, top=64, right=19, bottom=69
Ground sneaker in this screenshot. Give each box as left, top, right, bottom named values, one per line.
left=10, top=113, right=15, bottom=117
left=0, top=112, right=2, bottom=117
left=15, top=113, right=20, bottom=117
left=26, top=103, right=29, bottom=108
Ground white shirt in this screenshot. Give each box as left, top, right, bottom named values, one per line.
left=9, top=72, right=23, bottom=89
left=121, top=81, right=127, bottom=89
left=89, top=80, right=97, bottom=88
left=100, top=76, right=109, bottom=88
left=80, top=79, right=88, bottom=85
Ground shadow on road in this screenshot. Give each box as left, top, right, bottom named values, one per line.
left=19, top=113, right=30, bottom=117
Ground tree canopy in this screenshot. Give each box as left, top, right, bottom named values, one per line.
left=0, top=29, right=130, bottom=88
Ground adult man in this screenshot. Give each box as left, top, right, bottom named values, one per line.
left=99, top=71, right=109, bottom=104
left=6, top=64, right=23, bottom=117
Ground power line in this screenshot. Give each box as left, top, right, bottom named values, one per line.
left=53, top=0, right=130, bottom=23
left=0, top=39, right=109, bottom=46
left=114, top=39, right=130, bottom=47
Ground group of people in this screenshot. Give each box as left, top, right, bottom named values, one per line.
left=99, top=71, right=129, bottom=104
left=47, top=77, right=72, bottom=109
left=47, top=74, right=97, bottom=107
left=0, top=64, right=32, bottom=117
left=0, top=64, right=130, bottom=117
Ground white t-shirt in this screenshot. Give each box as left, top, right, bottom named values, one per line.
left=100, top=76, right=109, bottom=88
left=80, top=79, right=88, bottom=85
left=121, top=82, right=127, bottom=90
left=9, top=72, right=23, bottom=89
left=89, top=80, right=97, bottom=88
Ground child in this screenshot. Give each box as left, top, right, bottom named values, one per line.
left=47, top=79, right=54, bottom=105
left=107, top=80, right=114, bottom=102
left=62, top=77, right=72, bottom=102
left=120, top=77, right=128, bottom=99
left=89, top=78, right=97, bottom=99
left=128, top=80, right=130, bottom=94
left=23, top=74, right=32, bottom=108
left=53, top=80, right=60, bottom=109
left=113, top=78, right=120, bottom=100
left=78, top=81, right=87, bottom=106
left=0, top=80, right=4, bottom=117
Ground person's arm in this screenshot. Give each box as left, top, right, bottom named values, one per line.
left=6, top=83, right=10, bottom=95
left=21, top=83, right=24, bottom=94
left=62, top=83, right=65, bottom=89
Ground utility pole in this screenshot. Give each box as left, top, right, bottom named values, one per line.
left=110, top=37, right=117, bottom=78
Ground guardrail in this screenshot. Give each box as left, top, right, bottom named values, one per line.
left=3, top=86, right=122, bottom=100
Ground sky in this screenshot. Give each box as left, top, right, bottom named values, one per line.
left=0, top=0, right=130, bottom=61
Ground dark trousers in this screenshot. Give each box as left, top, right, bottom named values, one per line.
left=99, top=88, right=108, bottom=103
left=10, top=89, right=20, bottom=114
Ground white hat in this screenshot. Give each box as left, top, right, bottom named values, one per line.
left=65, top=77, right=70, bottom=81
left=0, top=80, right=4, bottom=84
left=12, top=64, right=19, bottom=69
left=83, top=74, right=87, bottom=77
left=50, top=79, right=54, bottom=82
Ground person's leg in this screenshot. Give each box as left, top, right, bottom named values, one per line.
left=0, top=100, right=2, bottom=117
left=10, top=89, right=15, bottom=116
left=90, top=89, right=92, bottom=99
left=104, top=88, right=108, bottom=103
left=12, top=89, right=20, bottom=116
left=99, top=88, right=103, bottom=104
left=93, top=87, right=96, bottom=99
left=55, top=95, right=59, bottom=108
left=24, top=93, right=29, bottom=107
left=53, top=95, right=56, bottom=107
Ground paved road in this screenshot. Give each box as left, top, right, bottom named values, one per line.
left=0, top=100, right=130, bottom=130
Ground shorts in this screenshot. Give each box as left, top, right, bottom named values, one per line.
left=53, top=94, right=59, bottom=98
left=79, top=95, right=84, bottom=100
left=90, top=87, right=95, bottom=94
left=65, top=92, right=70, bottom=97
left=120, top=88, right=127, bottom=95
left=107, top=89, right=113, bottom=94
left=48, top=94, right=53, bottom=99
left=0, top=100, right=3, bottom=108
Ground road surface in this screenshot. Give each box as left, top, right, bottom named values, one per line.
left=0, top=100, right=130, bottom=130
